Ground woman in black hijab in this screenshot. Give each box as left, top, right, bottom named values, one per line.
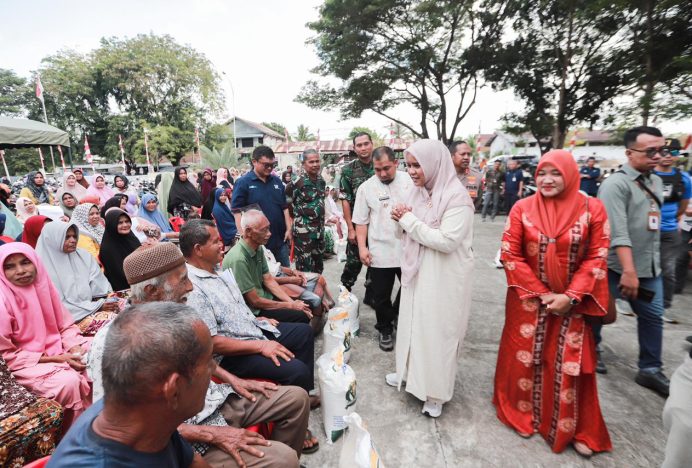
left=167, top=167, right=202, bottom=219
left=98, top=209, right=141, bottom=291
left=99, top=194, right=128, bottom=218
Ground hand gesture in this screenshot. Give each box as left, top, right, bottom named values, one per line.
left=290, top=300, right=313, bottom=319
left=259, top=340, right=295, bottom=367
left=209, top=426, right=271, bottom=468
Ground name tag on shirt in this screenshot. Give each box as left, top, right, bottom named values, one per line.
left=648, top=211, right=660, bottom=231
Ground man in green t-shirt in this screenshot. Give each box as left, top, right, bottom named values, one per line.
left=223, top=209, right=313, bottom=325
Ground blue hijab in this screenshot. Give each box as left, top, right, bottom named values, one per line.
left=137, top=194, right=172, bottom=233
left=212, top=188, right=236, bottom=245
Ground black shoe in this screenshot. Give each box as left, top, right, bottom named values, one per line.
left=379, top=332, right=394, bottom=351
left=685, top=336, right=692, bottom=344
left=596, top=354, right=608, bottom=374
left=635, top=371, right=670, bottom=397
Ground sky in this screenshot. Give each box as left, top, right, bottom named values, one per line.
left=0, top=0, right=688, bottom=140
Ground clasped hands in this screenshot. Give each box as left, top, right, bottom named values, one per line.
left=540, top=293, right=573, bottom=316
left=390, top=203, right=412, bottom=222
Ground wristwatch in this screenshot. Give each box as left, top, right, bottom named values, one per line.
left=569, top=297, right=580, bottom=306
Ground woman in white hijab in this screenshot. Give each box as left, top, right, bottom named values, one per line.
left=386, top=139, right=475, bottom=418
left=15, top=197, right=38, bottom=224
left=57, top=171, right=88, bottom=201
left=36, top=220, right=117, bottom=336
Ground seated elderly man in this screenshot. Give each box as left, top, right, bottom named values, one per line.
left=181, top=220, right=320, bottom=454
left=87, top=243, right=311, bottom=466
left=223, top=210, right=312, bottom=325
left=49, top=302, right=211, bottom=466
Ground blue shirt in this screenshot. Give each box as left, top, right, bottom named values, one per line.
left=504, top=169, right=523, bottom=195
left=231, top=171, right=288, bottom=253
left=654, top=168, right=692, bottom=232
left=579, top=166, right=601, bottom=195
left=47, top=400, right=194, bottom=468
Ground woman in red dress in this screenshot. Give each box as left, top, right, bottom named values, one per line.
left=493, top=150, right=612, bottom=457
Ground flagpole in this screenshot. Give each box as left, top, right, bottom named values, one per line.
left=37, top=148, right=46, bottom=174
left=143, top=128, right=152, bottom=173
left=0, top=150, right=10, bottom=179
left=118, top=135, right=127, bottom=173
left=56, top=146, right=66, bottom=171
left=36, top=75, right=57, bottom=172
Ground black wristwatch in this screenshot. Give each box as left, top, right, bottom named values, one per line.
left=569, top=297, right=580, bottom=306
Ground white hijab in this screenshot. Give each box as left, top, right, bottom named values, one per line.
left=35, top=220, right=112, bottom=322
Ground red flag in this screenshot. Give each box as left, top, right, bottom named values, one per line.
left=683, top=135, right=692, bottom=150
left=56, top=145, right=66, bottom=170
left=568, top=131, right=577, bottom=151
left=84, top=135, right=93, bottom=164
left=35, top=75, right=44, bottom=102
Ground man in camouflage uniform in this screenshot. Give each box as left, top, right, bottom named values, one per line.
left=339, top=132, right=375, bottom=291
left=286, top=149, right=326, bottom=273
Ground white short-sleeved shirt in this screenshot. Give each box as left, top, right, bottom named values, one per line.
left=352, top=171, right=412, bottom=268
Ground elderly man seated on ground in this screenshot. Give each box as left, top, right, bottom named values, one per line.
left=223, top=210, right=313, bottom=326
left=86, top=243, right=310, bottom=467
left=181, top=220, right=320, bottom=454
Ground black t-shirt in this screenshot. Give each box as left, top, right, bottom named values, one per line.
left=48, top=400, right=194, bottom=468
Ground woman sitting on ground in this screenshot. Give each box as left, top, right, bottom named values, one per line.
left=0, top=242, right=92, bottom=431
left=167, top=167, right=202, bottom=220
left=112, top=174, right=139, bottom=215
left=99, top=209, right=141, bottom=291
left=20, top=215, right=52, bottom=248
left=0, top=356, right=63, bottom=466
left=19, top=171, right=54, bottom=205
left=72, top=168, right=90, bottom=190
left=85, top=173, right=114, bottom=207
left=36, top=221, right=117, bottom=336
left=57, top=171, right=87, bottom=201
left=59, top=192, right=77, bottom=220
left=71, top=203, right=104, bottom=260
left=15, top=197, right=37, bottom=225
left=100, top=194, right=129, bottom=218
left=136, top=194, right=178, bottom=240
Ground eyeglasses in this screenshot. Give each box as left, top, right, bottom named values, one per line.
left=628, top=147, right=671, bottom=158
left=257, top=161, right=277, bottom=169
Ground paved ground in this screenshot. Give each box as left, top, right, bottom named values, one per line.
left=302, top=213, right=692, bottom=467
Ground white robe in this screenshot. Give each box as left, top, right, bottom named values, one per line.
left=395, top=205, right=474, bottom=403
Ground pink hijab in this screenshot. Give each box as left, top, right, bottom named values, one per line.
left=401, top=139, right=473, bottom=286
left=85, top=173, right=115, bottom=207
left=0, top=243, right=77, bottom=369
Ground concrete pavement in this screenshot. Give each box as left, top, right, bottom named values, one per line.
left=303, top=213, right=692, bottom=467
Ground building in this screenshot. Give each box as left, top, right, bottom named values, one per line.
left=226, top=117, right=286, bottom=152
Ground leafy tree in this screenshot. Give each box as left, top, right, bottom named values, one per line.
left=262, top=122, right=290, bottom=140
left=200, top=141, right=240, bottom=170
left=296, top=124, right=315, bottom=141
left=388, top=122, right=413, bottom=139
left=297, top=0, right=494, bottom=144
left=2, top=148, right=45, bottom=176
left=130, top=126, right=194, bottom=168
left=471, top=0, right=631, bottom=151
left=347, top=126, right=383, bottom=146
left=204, top=124, right=234, bottom=150
left=0, top=69, right=30, bottom=117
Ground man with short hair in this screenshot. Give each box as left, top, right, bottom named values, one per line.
left=654, top=138, right=691, bottom=316
left=87, top=243, right=311, bottom=466
left=450, top=140, right=481, bottom=204
left=224, top=210, right=314, bottom=325
left=353, top=146, right=412, bottom=351
left=504, top=159, right=523, bottom=213
left=596, top=125, right=670, bottom=396
left=340, top=132, right=375, bottom=293
left=481, top=160, right=504, bottom=222
left=50, top=302, right=212, bottom=467
left=579, top=156, right=601, bottom=197
left=285, top=149, right=326, bottom=274
left=232, top=145, right=292, bottom=267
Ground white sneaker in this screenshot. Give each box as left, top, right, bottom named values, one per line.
left=422, top=399, right=443, bottom=418
left=385, top=373, right=399, bottom=387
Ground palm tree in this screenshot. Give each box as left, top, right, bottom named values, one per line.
left=296, top=124, right=315, bottom=141
left=199, top=141, right=240, bottom=169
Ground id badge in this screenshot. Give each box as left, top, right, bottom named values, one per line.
left=648, top=211, right=660, bottom=231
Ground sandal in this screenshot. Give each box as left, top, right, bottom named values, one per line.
left=303, top=429, right=320, bottom=454
left=573, top=441, right=593, bottom=458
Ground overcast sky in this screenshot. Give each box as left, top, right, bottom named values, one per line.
left=1, top=0, right=688, bottom=140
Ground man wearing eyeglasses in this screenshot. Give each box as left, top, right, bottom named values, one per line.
left=654, top=138, right=691, bottom=319
left=232, top=146, right=293, bottom=267
left=450, top=140, right=482, bottom=206
left=595, top=126, right=669, bottom=397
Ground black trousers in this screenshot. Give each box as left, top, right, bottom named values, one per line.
left=369, top=267, right=401, bottom=334
left=220, top=322, right=315, bottom=392
left=260, top=307, right=310, bottom=324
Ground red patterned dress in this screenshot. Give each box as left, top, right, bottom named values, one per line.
left=493, top=197, right=612, bottom=453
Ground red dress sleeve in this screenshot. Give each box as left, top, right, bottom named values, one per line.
left=500, top=202, right=551, bottom=300
left=565, top=198, right=610, bottom=316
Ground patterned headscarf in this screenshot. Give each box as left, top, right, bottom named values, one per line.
left=71, top=203, right=104, bottom=243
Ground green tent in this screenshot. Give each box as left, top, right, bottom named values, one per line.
left=0, top=116, right=70, bottom=148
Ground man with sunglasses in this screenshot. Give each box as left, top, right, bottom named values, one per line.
left=654, top=138, right=691, bottom=318
left=232, top=146, right=293, bottom=267
left=595, top=126, right=669, bottom=396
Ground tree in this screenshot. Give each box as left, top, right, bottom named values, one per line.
left=297, top=0, right=494, bottom=144
left=295, top=124, right=315, bottom=141
left=204, top=124, right=234, bottom=150
left=471, top=0, right=631, bottom=152
left=347, top=126, right=383, bottom=146
left=388, top=122, right=413, bottom=139
left=200, top=141, right=240, bottom=170
left=262, top=122, right=290, bottom=140
left=0, top=69, right=30, bottom=117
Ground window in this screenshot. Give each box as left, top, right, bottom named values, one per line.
left=241, top=138, right=254, bottom=148
left=258, top=137, right=264, bottom=145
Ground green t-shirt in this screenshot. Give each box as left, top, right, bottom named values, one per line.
left=222, top=239, right=272, bottom=315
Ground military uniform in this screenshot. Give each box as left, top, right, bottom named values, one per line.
left=286, top=174, right=326, bottom=273
left=338, top=158, right=374, bottom=289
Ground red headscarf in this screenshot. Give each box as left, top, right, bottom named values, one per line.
left=21, top=215, right=51, bottom=249
left=526, top=149, right=586, bottom=292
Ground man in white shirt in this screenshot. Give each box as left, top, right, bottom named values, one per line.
left=352, top=146, right=413, bottom=351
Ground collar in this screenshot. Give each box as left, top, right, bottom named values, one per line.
left=186, top=262, right=219, bottom=279
left=620, top=163, right=648, bottom=181
left=239, top=238, right=259, bottom=257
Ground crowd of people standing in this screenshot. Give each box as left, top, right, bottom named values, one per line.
left=0, top=125, right=690, bottom=466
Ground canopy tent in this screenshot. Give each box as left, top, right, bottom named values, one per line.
left=0, top=117, right=72, bottom=177
left=0, top=117, right=70, bottom=148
